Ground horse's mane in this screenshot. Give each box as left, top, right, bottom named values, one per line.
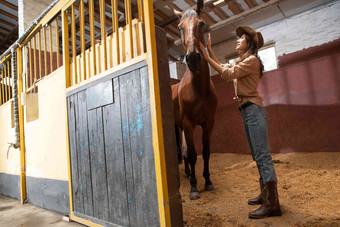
left=181, top=9, right=198, bottom=20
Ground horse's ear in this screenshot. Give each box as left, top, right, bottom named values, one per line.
left=196, top=0, right=204, bottom=15
left=174, top=9, right=183, bottom=19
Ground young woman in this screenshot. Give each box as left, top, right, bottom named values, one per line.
left=199, top=26, right=281, bottom=219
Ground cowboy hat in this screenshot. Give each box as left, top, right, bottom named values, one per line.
left=236, top=26, right=264, bottom=49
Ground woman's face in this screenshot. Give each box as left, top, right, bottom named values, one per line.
left=236, top=34, right=248, bottom=52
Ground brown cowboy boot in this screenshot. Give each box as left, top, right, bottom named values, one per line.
left=248, top=177, right=263, bottom=205
left=248, top=181, right=282, bottom=219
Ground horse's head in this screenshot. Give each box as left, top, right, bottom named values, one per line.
left=174, top=0, right=205, bottom=72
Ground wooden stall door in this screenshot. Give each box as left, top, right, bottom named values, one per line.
left=67, top=61, right=160, bottom=227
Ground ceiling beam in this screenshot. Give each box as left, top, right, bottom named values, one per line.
left=0, top=18, right=16, bottom=27
left=174, top=0, right=282, bottom=45
left=244, top=0, right=258, bottom=8
left=0, top=0, right=17, bottom=11
left=0, top=9, right=17, bottom=20
left=225, top=0, right=243, bottom=15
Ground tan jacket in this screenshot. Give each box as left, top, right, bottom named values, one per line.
left=221, top=54, right=264, bottom=107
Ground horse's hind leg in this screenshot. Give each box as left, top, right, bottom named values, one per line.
left=175, top=125, right=182, bottom=164
left=202, top=122, right=214, bottom=191
left=181, top=130, right=190, bottom=177
left=183, top=123, right=199, bottom=200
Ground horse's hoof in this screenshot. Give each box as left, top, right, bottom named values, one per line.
left=190, top=192, right=200, bottom=200
left=205, top=184, right=215, bottom=191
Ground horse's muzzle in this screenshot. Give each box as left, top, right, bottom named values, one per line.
left=186, top=52, right=201, bottom=71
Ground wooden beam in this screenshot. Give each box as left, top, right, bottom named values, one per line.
left=0, top=25, right=18, bottom=56
left=0, top=26, right=11, bottom=33
left=0, top=18, right=16, bottom=27
left=174, top=0, right=281, bottom=45
left=208, top=4, right=228, bottom=20
left=244, top=0, right=258, bottom=8
left=0, top=0, right=18, bottom=11
left=225, top=0, right=243, bottom=15
left=0, top=9, right=17, bottom=20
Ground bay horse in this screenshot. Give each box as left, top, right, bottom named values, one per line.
left=172, top=0, right=217, bottom=200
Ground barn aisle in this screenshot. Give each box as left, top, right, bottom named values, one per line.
left=0, top=195, right=84, bottom=227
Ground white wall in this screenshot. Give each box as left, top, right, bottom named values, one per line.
left=24, top=67, right=69, bottom=181
left=259, top=0, right=340, bottom=57
left=169, top=1, right=340, bottom=78
left=0, top=102, right=20, bottom=175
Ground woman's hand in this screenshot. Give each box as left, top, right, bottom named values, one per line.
left=207, top=33, right=212, bottom=50
left=199, top=42, right=209, bottom=60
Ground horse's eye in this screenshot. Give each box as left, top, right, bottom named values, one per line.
left=198, top=21, right=205, bottom=27
left=178, top=26, right=182, bottom=31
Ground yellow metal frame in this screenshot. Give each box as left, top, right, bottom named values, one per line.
left=144, top=1, right=171, bottom=226
left=17, top=47, right=27, bottom=204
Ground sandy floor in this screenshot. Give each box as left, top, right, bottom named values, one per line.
left=179, top=152, right=340, bottom=227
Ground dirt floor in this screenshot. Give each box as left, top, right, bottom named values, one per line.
left=179, top=152, right=340, bottom=227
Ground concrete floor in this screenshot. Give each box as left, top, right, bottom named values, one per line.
left=0, top=195, right=85, bottom=227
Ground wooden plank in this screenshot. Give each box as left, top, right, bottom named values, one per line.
left=1, top=71, right=4, bottom=104
left=67, top=95, right=83, bottom=214
left=99, top=0, right=107, bottom=70
left=71, top=5, right=77, bottom=84
left=49, top=24, right=54, bottom=73
left=76, top=91, right=93, bottom=217
left=88, top=107, right=109, bottom=221
left=102, top=77, right=129, bottom=226
left=33, top=35, right=37, bottom=83
left=127, top=69, right=144, bottom=225
left=89, top=0, right=96, bottom=76
left=119, top=72, right=136, bottom=225
left=38, top=31, right=42, bottom=78
left=79, top=0, right=86, bottom=80
left=111, top=0, right=120, bottom=65
left=86, top=79, right=113, bottom=110
left=55, top=18, right=60, bottom=68
left=44, top=27, right=48, bottom=76
left=139, top=66, right=159, bottom=226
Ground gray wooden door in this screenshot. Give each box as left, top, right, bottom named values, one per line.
left=67, top=61, right=159, bottom=227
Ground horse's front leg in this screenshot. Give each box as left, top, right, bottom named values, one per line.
left=202, top=122, right=214, bottom=191
left=183, top=122, right=199, bottom=200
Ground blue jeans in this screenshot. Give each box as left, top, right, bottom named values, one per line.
left=240, top=103, right=277, bottom=184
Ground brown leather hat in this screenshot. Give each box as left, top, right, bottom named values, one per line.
left=236, top=26, right=264, bottom=49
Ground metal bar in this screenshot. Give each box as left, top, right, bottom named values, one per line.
left=55, top=18, right=60, bottom=68
left=44, top=26, right=48, bottom=76
left=17, top=47, right=27, bottom=204
left=112, top=0, right=119, bottom=65
left=144, top=1, right=171, bottom=226
left=99, top=0, right=107, bottom=70
left=89, top=0, right=96, bottom=76
left=71, top=5, right=77, bottom=84
left=49, top=24, right=54, bottom=73
left=79, top=0, right=86, bottom=80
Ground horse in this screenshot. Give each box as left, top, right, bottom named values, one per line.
left=171, top=0, right=217, bottom=200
